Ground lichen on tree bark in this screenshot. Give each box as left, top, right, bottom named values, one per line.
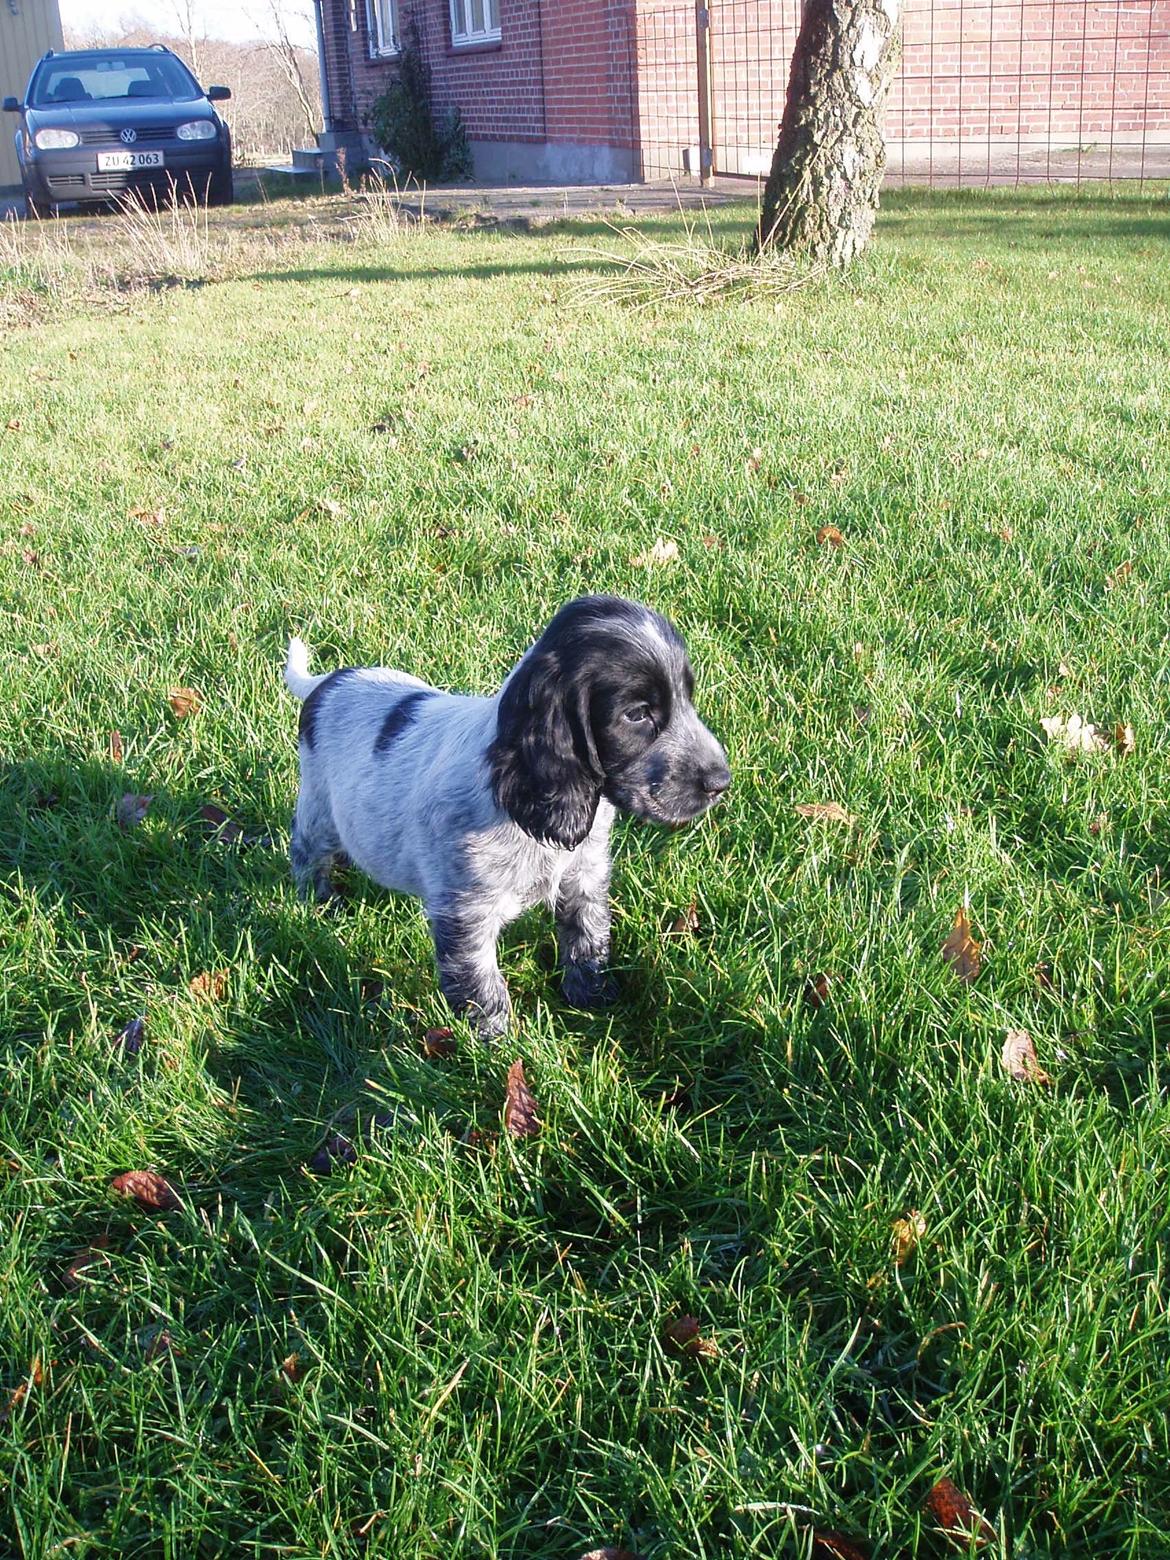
left=757, top=0, right=902, bottom=266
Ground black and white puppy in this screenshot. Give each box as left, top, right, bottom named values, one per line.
left=284, top=595, right=730, bottom=1035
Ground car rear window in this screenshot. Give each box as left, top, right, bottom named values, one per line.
left=31, top=55, right=202, bottom=106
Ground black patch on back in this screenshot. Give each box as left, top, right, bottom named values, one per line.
left=374, top=691, right=434, bottom=755
left=298, top=667, right=358, bottom=751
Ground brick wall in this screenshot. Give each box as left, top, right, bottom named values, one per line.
left=322, top=0, right=1170, bottom=180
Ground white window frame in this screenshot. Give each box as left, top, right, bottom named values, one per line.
left=366, top=0, right=400, bottom=57
left=449, top=0, right=500, bottom=48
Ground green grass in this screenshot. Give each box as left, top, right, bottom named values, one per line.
left=2, top=183, right=1169, bottom=1559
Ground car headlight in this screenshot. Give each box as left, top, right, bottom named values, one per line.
left=34, top=127, right=80, bottom=150
left=177, top=120, right=217, bottom=142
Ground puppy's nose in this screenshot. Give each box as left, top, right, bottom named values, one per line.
left=702, top=763, right=731, bottom=799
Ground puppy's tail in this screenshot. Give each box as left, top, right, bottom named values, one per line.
left=283, top=636, right=329, bottom=701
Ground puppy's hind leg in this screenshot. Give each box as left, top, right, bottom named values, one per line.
left=290, top=790, right=349, bottom=905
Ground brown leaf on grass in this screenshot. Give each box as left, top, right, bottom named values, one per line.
left=1001, top=1029, right=1052, bottom=1086
left=1114, top=722, right=1136, bottom=756
left=745, top=447, right=763, bottom=475
left=892, top=1209, right=926, bottom=1264
left=816, top=524, right=845, bottom=549
left=804, top=973, right=833, bottom=1011
left=141, top=1327, right=175, bottom=1361
left=111, top=1170, right=183, bottom=1212
left=1104, top=560, right=1133, bottom=591
left=21, top=549, right=41, bottom=568
left=812, top=1532, right=871, bottom=1560
left=1035, top=962, right=1054, bottom=991
left=168, top=687, right=201, bottom=718
left=199, top=803, right=246, bottom=845
left=795, top=801, right=855, bottom=826
left=1040, top=713, right=1109, bottom=754
left=422, top=1026, right=457, bottom=1059
left=923, top=1477, right=995, bottom=1550
left=281, top=1353, right=304, bottom=1383
left=114, top=1015, right=146, bottom=1055
left=108, top=729, right=124, bottom=764
left=310, top=1135, right=357, bottom=1174
left=188, top=971, right=227, bottom=1002
left=504, top=1059, right=541, bottom=1139
left=116, top=793, right=153, bottom=830
left=5, top=417, right=22, bottom=432
left=64, top=1235, right=112, bottom=1288
left=941, top=906, right=981, bottom=984
left=629, top=537, right=679, bottom=568
left=667, top=900, right=700, bottom=936
left=0, top=1357, right=43, bottom=1422
left=663, top=1314, right=719, bottom=1360
left=577, top=1550, right=641, bottom=1560
left=130, top=504, right=167, bottom=528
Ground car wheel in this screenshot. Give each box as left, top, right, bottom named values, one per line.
left=207, top=163, right=233, bottom=206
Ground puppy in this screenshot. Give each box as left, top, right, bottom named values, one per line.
left=284, top=595, right=730, bottom=1035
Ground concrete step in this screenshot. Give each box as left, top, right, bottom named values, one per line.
left=260, top=164, right=321, bottom=179
left=292, top=146, right=325, bottom=172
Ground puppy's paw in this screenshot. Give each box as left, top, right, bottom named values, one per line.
left=561, top=960, right=620, bottom=1011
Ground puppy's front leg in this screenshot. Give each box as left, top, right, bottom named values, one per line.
left=556, top=846, right=619, bottom=1010
left=428, top=908, right=512, bottom=1038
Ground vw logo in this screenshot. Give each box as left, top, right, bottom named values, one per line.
left=120, top=128, right=137, bottom=144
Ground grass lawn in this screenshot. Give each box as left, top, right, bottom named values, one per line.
left=1, top=183, right=1169, bottom=1559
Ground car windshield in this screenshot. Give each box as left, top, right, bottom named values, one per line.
left=30, top=54, right=201, bottom=107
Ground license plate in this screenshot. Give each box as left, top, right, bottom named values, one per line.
left=97, top=149, right=165, bottom=171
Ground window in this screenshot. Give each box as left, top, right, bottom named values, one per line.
left=450, top=0, right=500, bottom=47
left=367, top=0, right=400, bottom=57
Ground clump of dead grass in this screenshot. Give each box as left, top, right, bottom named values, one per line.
left=579, top=220, right=825, bottom=307
left=343, top=162, right=429, bottom=244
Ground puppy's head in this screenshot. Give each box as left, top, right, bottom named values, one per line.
left=489, top=595, right=730, bottom=848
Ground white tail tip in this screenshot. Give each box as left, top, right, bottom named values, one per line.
left=283, top=635, right=320, bottom=700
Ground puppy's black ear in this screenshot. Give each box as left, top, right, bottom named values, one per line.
left=489, top=640, right=602, bottom=848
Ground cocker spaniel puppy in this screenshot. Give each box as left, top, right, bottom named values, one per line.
left=284, top=595, right=730, bottom=1035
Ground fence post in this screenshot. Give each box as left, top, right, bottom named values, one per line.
left=696, top=1, right=713, bottom=184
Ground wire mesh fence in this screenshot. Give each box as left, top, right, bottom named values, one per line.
left=635, top=0, right=1170, bottom=185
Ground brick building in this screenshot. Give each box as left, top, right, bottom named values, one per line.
left=313, top=0, right=1170, bottom=183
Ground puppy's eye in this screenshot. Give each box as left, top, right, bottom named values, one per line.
left=624, top=703, right=653, bottom=725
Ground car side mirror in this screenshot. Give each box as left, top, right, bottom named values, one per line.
left=206, top=85, right=231, bottom=102
left=2, top=97, right=21, bottom=113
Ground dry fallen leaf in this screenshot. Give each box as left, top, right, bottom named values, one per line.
left=64, top=1235, right=112, bottom=1288
left=795, top=801, right=855, bottom=826
left=281, top=1353, right=303, bottom=1383
left=745, top=447, right=763, bottom=474
left=667, top=900, right=700, bottom=935
left=310, top=1135, right=357, bottom=1173
left=662, top=1314, right=719, bottom=1360
left=577, top=1550, right=641, bottom=1560
left=130, top=504, right=167, bottom=528
left=116, top=793, right=153, bottom=830
left=892, top=1209, right=926, bottom=1264
left=1114, top=722, right=1136, bottom=756
left=422, top=1026, right=457, bottom=1059
left=108, top=730, right=124, bottom=765
left=0, top=1357, right=43, bottom=1422
left=1040, top=713, right=1110, bottom=754
left=504, top=1059, right=541, bottom=1139
left=199, top=803, right=247, bottom=845
left=812, top=1532, right=870, bottom=1560
left=141, top=1327, right=175, bottom=1361
left=188, top=971, right=227, bottom=1002
left=816, top=524, right=845, bottom=549
left=1104, top=560, right=1133, bottom=590
left=923, top=1476, right=995, bottom=1550
left=941, top=906, right=981, bottom=984
left=1001, top=1028, right=1052, bottom=1086
left=111, top=1170, right=183, bottom=1212
left=114, top=1015, right=145, bottom=1055
left=804, top=973, right=833, bottom=1011
left=168, top=687, right=201, bottom=718
left=630, top=537, right=679, bottom=568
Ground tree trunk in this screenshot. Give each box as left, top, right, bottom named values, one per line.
left=757, top=0, right=901, bottom=265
